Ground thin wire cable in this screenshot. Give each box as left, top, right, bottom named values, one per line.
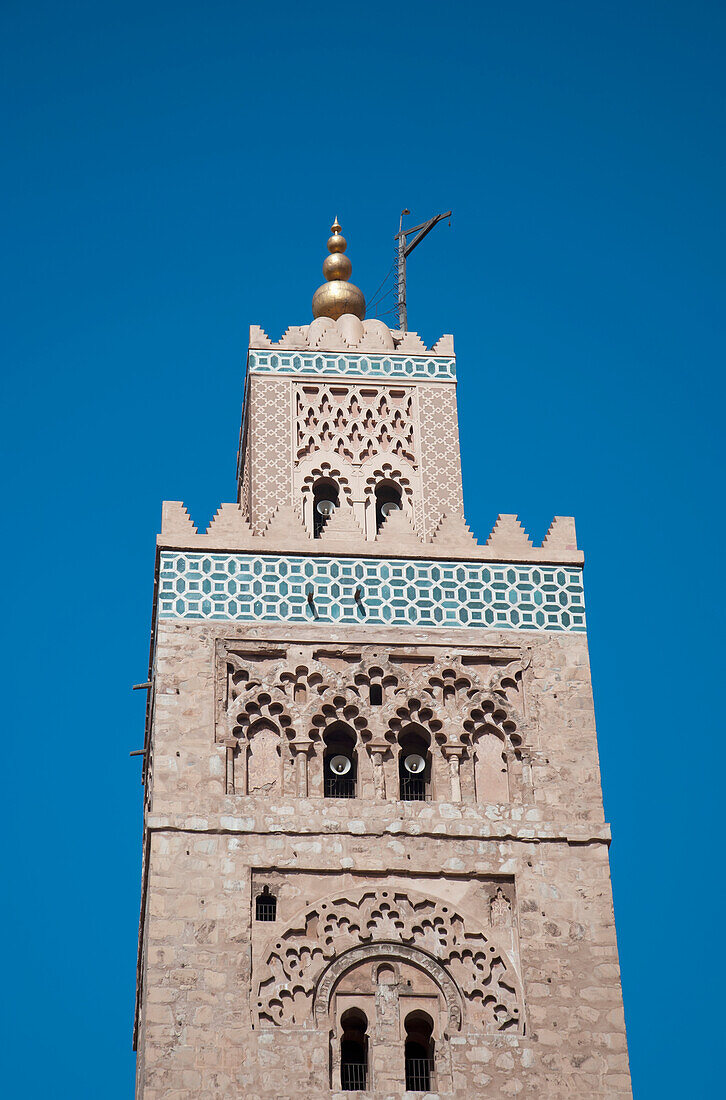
left=369, top=275, right=398, bottom=320
left=370, top=294, right=398, bottom=321
left=366, top=260, right=396, bottom=310
left=367, top=260, right=396, bottom=305
left=368, top=282, right=395, bottom=313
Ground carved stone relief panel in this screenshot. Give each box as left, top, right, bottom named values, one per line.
left=294, top=383, right=418, bottom=467
left=215, top=641, right=533, bottom=803
left=249, top=878, right=523, bottom=1037
left=418, top=382, right=464, bottom=538
left=292, top=381, right=424, bottom=537
left=248, top=376, right=293, bottom=532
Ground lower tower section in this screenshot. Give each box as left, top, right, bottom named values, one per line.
left=135, top=615, right=629, bottom=1097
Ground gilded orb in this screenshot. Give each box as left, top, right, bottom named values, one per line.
left=327, top=232, right=347, bottom=254
left=323, top=251, right=352, bottom=282
left=312, top=217, right=366, bottom=321
left=312, top=280, right=366, bottom=321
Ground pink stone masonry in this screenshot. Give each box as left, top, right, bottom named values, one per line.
left=134, top=315, right=630, bottom=1098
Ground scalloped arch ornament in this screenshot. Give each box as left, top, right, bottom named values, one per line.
left=255, top=887, right=523, bottom=1034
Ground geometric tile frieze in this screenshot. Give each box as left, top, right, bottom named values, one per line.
left=249, top=349, right=456, bottom=381
left=158, top=552, right=586, bottom=632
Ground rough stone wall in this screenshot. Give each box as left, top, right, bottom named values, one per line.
left=135, top=620, right=630, bottom=1098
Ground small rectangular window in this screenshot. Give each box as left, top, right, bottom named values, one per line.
left=255, top=889, right=277, bottom=921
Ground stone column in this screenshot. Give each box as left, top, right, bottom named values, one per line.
left=519, top=749, right=533, bottom=799
left=222, top=738, right=239, bottom=794
left=290, top=738, right=314, bottom=798
left=368, top=740, right=389, bottom=799
left=442, top=744, right=464, bottom=803
left=363, top=494, right=376, bottom=540
left=330, top=1033, right=341, bottom=1091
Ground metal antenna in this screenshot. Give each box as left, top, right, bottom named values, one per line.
left=395, top=208, right=452, bottom=330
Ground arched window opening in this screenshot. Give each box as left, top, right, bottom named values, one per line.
left=324, top=722, right=357, bottom=798
left=404, top=1011, right=434, bottom=1092
left=313, top=478, right=339, bottom=537
left=374, top=482, right=402, bottom=533
left=398, top=726, right=430, bottom=802
left=369, top=682, right=383, bottom=706
left=340, top=1008, right=368, bottom=1091
left=255, top=885, right=277, bottom=922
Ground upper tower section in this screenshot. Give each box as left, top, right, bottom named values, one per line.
left=238, top=219, right=461, bottom=543
left=157, top=217, right=584, bottom=632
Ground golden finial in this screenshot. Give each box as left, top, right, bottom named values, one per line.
left=312, top=218, right=366, bottom=321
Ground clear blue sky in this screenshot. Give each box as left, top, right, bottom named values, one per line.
left=2, top=2, right=723, bottom=1096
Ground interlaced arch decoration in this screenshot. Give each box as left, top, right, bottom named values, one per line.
left=362, top=460, right=415, bottom=509
left=255, top=887, right=523, bottom=1034
left=225, top=653, right=273, bottom=704
left=307, top=689, right=371, bottom=745
left=218, top=650, right=532, bottom=801
left=294, top=383, right=417, bottom=467
left=229, top=687, right=293, bottom=739
left=277, top=662, right=327, bottom=701
left=298, top=457, right=355, bottom=505
left=382, top=695, right=444, bottom=744
left=350, top=661, right=401, bottom=701
left=297, top=457, right=356, bottom=537
left=463, top=696, right=521, bottom=749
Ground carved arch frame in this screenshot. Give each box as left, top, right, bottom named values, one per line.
left=362, top=458, right=419, bottom=538
left=313, top=941, right=465, bottom=1031
left=254, top=885, right=524, bottom=1034
left=297, top=456, right=356, bottom=537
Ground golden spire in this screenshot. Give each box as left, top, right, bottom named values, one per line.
left=312, top=218, right=366, bottom=321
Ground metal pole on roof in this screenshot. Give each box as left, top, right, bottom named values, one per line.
left=394, top=209, right=452, bottom=331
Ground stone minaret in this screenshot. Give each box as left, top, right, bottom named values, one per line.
left=134, top=222, right=631, bottom=1097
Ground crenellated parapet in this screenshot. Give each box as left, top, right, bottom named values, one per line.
left=159, top=500, right=584, bottom=565
left=249, top=316, right=454, bottom=356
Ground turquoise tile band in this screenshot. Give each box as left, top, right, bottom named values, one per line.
left=158, top=553, right=586, bottom=632
left=248, top=350, right=456, bottom=381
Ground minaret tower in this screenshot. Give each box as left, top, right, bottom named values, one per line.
left=134, top=221, right=631, bottom=1097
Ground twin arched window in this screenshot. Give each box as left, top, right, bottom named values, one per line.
left=339, top=1007, right=434, bottom=1092
left=310, top=477, right=403, bottom=538
left=321, top=722, right=432, bottom=802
